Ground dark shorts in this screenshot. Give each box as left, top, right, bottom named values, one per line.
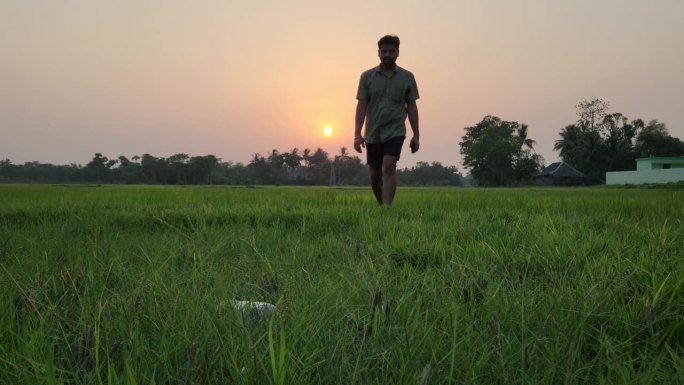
left=366, top=136, right=405, bottom=168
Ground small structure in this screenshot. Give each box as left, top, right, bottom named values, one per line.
left=535, top=161, right=587, bottom=186
left=606, top=157, right=684, bottom=185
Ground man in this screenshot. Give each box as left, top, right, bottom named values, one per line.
left=354, top=35, right=420, bottom=206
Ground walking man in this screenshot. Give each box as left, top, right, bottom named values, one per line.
left=354, top=35, right=420, bottom=206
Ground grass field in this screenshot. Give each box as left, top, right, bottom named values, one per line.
left=0, top=184, right=682, bottom=384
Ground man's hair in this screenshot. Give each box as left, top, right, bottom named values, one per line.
left=377, top=35, right=400, bottom=49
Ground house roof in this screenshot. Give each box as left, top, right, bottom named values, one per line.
left=538, top=162, right=585, bottom=177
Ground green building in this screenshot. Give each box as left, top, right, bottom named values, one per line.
left=606, top=157, right=684, bottom=185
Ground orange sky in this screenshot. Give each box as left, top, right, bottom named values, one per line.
left=2, top=1, right=683, bottom=170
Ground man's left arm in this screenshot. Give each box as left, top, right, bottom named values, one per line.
left=407, top=100, right=419, bottom=152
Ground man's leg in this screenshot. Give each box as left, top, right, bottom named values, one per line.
left=382, top=155, right=398, bottom=206
left=369, top=166, right=383, bottom=205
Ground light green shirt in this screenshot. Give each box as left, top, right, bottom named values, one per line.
left=356, top=65, right=419, bottom=144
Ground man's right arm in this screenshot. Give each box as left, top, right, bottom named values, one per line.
left=354, top=99, right=368, bottom=153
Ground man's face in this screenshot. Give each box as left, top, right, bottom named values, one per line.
left=378, top=44, right=399, bottom=67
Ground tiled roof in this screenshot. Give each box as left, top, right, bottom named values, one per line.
left=538, top=162, right=585, bottom=177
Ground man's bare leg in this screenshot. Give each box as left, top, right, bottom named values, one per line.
left=382, top=155, right=398, bottom=206
left=369, top=166, right=383, bottom=205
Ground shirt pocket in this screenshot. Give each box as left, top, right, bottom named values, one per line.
left=391, top=86, right=407, bottom=103
left=369, top=80, right=386, bottom=99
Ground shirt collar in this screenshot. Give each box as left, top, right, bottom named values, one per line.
left=375, top=65, right=398, bottom=74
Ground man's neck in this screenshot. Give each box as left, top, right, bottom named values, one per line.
left=380, top=63, right=396, bottom=75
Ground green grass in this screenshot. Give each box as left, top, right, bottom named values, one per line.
left=0, top=184, right=682, bottom=384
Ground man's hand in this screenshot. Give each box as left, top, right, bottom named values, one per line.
left=409, top=136, right=420, bottom=153
left=354, top=136, right=366, bottom=153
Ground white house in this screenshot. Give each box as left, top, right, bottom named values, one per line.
left=606, top=157, right=684, bottom=185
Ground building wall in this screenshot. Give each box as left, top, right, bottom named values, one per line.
left=606, top=168, right=684, bottom=185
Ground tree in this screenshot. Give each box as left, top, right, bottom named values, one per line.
left=117, top=156, right=131, bottom=168
left=0, top=159, right=16, bottom=182
left=167, top=153, right=191, bottom=184
left=332, top=147, right=366, bottom=185
left=515, top=124, right=536, bottom=151
left=281, top=148, right=303, bottom=182
left=601, top=113, right=640, bottom=172
left=634, top=120, right=684, bottom=157
left=189, top=155, right=218, bottom=184
left=307, top=148, right=329, bottom=166
left=244, top=149, right=300, bottom=184
left=459, top=116, right=542, bottom=186
left=554, top=122, right=612, bottom=181
left=141, top=154, right=167, bottom=183
left=213, top=161, right=251, bottom=184
left=302, top=148, right=312, bottom=167
left=302, top=148, right=331, bottom=185
left=116, top=155, right=143, bottom=184
left=83, top=153, right=116, bottom=182
left=398, top=161, right=461, bottom=186
left=576, top=98, right=610, bottom=132
left=554, top=99, right=682, bottom=182
left=248, top=153, right=271, bottom=184
left=511, top=124, right=542, bottom=182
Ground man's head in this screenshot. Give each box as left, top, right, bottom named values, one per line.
left=377, top=35, right=400, bottom=68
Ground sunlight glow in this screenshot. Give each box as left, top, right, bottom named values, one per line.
left=324, top=126, right=333, bottom=137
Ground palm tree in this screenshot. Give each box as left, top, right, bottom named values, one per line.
left=302, top=148, right=312, bottom=167
left=282, top=148, right=303, bottom=181
left=554, top=124, right=582, bottom=158
left=516, top=124, right=536, bottom=151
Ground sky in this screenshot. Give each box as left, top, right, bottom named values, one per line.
left=2, top=0, right=683, bottom=170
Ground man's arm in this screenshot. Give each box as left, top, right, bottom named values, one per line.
left=407, top=100, right=420, bottom=152
left=354, top=99, right=368, bottom=153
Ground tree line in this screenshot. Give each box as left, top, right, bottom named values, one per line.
left=554, top=98, right=684, bottom=182
left=3, top=98, right=681, bottom=187
left=458, top=98, right=683, bottom=186
left=0, top=148, right=463, bottom=186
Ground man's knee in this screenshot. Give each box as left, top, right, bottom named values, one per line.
left=382, top=156, right=398, bottom=176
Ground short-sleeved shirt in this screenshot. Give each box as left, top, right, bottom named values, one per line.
left=356, top=65, right=419, bottom=144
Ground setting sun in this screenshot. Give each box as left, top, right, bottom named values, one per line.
left=324, top=126, right=333, bottom=137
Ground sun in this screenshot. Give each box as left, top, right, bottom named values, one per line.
left=323, top=126, right=333, bottom=137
